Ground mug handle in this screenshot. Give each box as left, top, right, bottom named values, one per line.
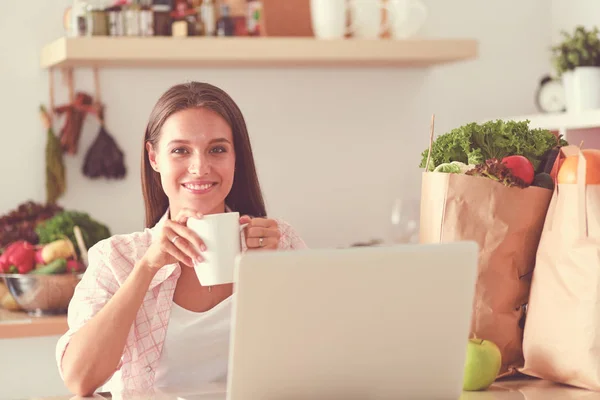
left=238, top=223, right=249, bottom=251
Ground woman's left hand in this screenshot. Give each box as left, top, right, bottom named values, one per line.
left=240, top=215, right=281, bottom=250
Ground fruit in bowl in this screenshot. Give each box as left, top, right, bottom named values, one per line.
left=0, top=271, right=83, bottom=316
left=0, top=238, right=85, bottom=315
left=0, top=282, right=21, bottom=311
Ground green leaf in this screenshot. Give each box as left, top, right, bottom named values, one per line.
left=552, top=25, right=600, bottom=76
left=419, top=120, right=567, bottom=172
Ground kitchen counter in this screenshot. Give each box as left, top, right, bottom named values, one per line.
left=23, top=377, right=600, bottom=399
left=0, top=309, right=68, bottom=339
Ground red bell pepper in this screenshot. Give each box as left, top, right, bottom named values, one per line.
left=1, top=241, right=35, bottom=274
left=0, top=250, right=9, bottom=273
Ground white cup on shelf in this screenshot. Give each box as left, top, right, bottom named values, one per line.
left=310, top=0, right=349, bottom=39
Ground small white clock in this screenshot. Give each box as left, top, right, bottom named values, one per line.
left=535, top=75, right=566, bottom=113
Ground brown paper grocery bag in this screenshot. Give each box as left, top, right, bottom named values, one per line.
left=521, top=145, right=600, bottom=390
left=420, top=171, right=553, bottom=377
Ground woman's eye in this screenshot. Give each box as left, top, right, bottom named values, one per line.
left=210, top=146, right=227, bottom=154
left=171, top=147, right=189, bottom=154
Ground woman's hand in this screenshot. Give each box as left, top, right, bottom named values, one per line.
left=240, top=215, right=281, bottom=250
left=141, top=208, right=206, bottom=272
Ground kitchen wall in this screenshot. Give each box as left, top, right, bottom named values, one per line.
left=0, top=0, right=554, bottom=250
left=0, top=0, right=578, bottom=398
left=552, top=0, right=600, bottom=43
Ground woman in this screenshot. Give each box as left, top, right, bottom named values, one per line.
left=56, top=82, right=307, bottom=396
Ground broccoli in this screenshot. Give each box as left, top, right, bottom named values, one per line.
left=35, top=211, right=111, bottom=255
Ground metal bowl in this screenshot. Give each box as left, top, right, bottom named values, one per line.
left=0, top=273, right=83, bottom=316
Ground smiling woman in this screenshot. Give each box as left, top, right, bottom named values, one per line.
left=142, top=83, right=267, bottom=226
left=54, top=82, right=307, bottom=397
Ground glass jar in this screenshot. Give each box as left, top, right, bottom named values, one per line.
left=139, top=0, right=154, bottom=36
left=152, top=4, right=172, bottom=36
left=70, top=0, right=89, bottom=36
left=124, top=1, right=141, bottom=36
left=87, top=3, right=108, bottom=36
left=107, top=5, right=124, bottom=36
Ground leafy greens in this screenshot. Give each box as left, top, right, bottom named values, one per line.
left=35, top=211, right=111, bottom=255
left=419, top=120, right=568, bottom=171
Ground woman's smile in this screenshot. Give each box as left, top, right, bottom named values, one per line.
left=181, top=181, right=218, bottom=195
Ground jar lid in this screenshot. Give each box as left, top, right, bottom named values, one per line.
left=152, top=4, right=171, bottom=12
left=87, top=4, right=106, bottom=11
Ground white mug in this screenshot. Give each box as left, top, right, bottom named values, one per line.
left=186, top=212, right=247, bottom=287
left=310, top=0, right=349, bottom=39
left=349, top=0, right=390, bottom=39
left=387, top=0, right=427, bottom=39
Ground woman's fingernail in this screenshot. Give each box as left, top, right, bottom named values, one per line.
left=197, top=212, right=203, bottom=219
left=200, top=244, right=207, bottom=252
left=197, top=255, right=204, bottom=263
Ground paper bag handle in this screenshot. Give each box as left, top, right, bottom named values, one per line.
left=548, top=145, right=588, bottom=238
left=576, top=148, right=588, bottom=238
left=424, top=114, right=435, bottom=172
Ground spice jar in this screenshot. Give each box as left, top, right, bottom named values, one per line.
left=152, top=3, right=172, bottom=36
left=87, top=2, right=108, bottom=36
left=201, top=0, right=216, bottom=36
left=107, top=5, right=124, bottom=36
left=140, top=0, right=154, bottom=36
left=124, top=0, right=141, bottom=36
left=70, top=0, right=89, bottom=36
left=246, top=0, right=262, bottom=36
left=216, top=3, right=235, bottom=36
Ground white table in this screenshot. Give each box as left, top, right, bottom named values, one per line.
left=28, top=377, right=600, bottom=400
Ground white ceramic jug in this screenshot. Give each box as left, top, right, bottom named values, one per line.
left=387, top=0, right=427, bottom=39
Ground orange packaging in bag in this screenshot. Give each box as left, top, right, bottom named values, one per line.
left=521, top=145, right=600, bottom=390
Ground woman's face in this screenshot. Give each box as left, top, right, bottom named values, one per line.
left=147, top=107, right=236, bottom=217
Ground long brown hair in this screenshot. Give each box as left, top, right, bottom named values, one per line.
left=141, top=82, right=267, bottom=228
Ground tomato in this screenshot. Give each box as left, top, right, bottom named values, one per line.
left=501, top=155, right=535, bottom=185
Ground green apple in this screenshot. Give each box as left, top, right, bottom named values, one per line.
left=462, top=338, right=502, bottom=391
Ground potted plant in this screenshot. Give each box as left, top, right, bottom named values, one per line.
left=551, top=25, right=600, bottom=112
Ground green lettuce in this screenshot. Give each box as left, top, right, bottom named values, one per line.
left=433, top=161, right=471, bottom=174
left=420, top=120, right=568, bottom=171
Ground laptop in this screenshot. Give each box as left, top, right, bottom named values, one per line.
left=225, top=242, right=479, bottom=400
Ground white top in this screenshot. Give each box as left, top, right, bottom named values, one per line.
left=153, top=296, right=234, bottom=389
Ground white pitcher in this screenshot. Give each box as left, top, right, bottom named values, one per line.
left=387, top=0, right=427, bottom=39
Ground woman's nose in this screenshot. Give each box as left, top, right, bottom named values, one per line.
left=188, top=155, right=210, bottom=175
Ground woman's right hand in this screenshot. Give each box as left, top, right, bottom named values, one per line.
left=141, top=208, right=206, bottom=272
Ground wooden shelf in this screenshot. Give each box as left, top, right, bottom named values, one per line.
left=40, top=36, right=479, bottom=69
left=501, top=110, right=600, bottom=132
left=0, top=309, right=68, bottom=339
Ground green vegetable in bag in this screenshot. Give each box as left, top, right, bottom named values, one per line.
left=420, top=120, right=567, bottom=171
left=433, top=161, right=471, bottom=174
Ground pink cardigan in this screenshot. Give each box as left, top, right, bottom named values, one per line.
left=55, top=214, right=307, bottom=393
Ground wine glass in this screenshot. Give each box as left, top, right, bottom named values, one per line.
left=389, top=197, right=420, bottom=244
